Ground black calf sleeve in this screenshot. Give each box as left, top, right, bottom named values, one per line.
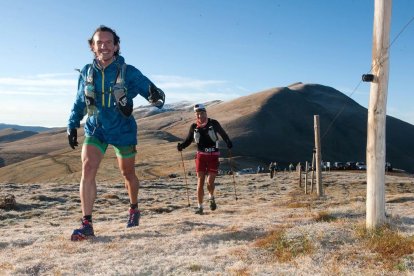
left=83, top=215, right=92, bottom=223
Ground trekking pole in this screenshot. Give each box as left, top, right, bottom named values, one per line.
left=180, top=151, right=191, bottom=207
left=228, top=149, right=238, bottom=201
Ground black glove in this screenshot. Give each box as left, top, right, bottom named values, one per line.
left=226, top=140, right=233, bottom=149
left=148, top=83, right=165, bottom=108
left=177, top=143, right=183, bottom=152
left=68, top=128, right=78, bottom=149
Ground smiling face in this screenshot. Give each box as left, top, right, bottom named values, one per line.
left=90, top=31, right=119, bottom=67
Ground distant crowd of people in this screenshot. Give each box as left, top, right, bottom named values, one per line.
left=253, top=162, right=297, bottom=179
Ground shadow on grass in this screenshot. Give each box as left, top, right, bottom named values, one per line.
left=91, top=230, right=167, bottom=243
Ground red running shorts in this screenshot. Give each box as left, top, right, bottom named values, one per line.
left=195, top=151, right=220, bottom=174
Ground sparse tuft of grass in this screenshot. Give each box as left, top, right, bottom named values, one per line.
left=286, top=202, right=310, bottom=209
left=355, top=224, right=414, bottom=270
left=394, top=261, right=408, bottom=272
left=0, top=262, right=14, bottom=270
left=229, top=248, right=248, bottom=261
left=102, top=194, right=120, bottom=200
left=229, top=267, right=250, bottom=276
left=314, top=211, right=337, bottom=222
left=254, top=228, right=314, bottom=262
left=188, top=264, right=202, bottom=272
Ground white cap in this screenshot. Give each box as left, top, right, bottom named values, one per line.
left=194, top=103, right=206, bottom=112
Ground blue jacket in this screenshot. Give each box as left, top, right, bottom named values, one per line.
left=68, top=56, right=152, bottom=146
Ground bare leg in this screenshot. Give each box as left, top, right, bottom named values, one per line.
left=80, top=145, right=103, bottom=216
left=206, top=172, right=217, bottom=197
left=117, top=156, right=139, bottom=205
left=196, top=172, right=206, bottom=205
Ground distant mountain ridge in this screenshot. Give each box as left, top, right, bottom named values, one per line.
left=0, top=128, right=38, bottom=143
left=0, top=123, right=56, bottom=133
left=1, top=83, right=413, bottom=183
left=132, top=100, right=222, bottom=119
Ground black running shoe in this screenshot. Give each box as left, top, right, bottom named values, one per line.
left=195, top=207, right=204, bottom=215
left=209, top=198, right=217, bottom=211
left=127, top=209, right=141, bottom=228
left=71, top=219, right=95, bottom=241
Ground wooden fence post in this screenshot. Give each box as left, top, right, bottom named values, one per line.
left=311, top=150, right=315, bottom=194
left=304, top=161, right=309, bottom=194
left=314, top=115, right=323, bottom=197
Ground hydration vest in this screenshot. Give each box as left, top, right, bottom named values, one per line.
left=83, top=62, right=127, bottom=116
left=194, top=124, right=219, bottom=147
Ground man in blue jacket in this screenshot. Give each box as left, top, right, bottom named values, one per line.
left=67, top=26, right=165, bottom=241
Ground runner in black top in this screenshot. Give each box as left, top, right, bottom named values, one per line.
left=177, top=103, right=232, bottom=214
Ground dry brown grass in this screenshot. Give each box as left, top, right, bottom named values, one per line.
left=355, top=223, right=414, bottom=271
left=254, top=227, right=314, bottom=262
left=286, top=202, right=310, bottom=209
left=228, top=267, right=251, bottom=276
left=229, top=248, right=250, bottom=262
left=102, top=194, right=120, bottom=200
left=0, top=263, right=14, bottom=270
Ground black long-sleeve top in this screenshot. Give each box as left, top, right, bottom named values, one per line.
left=181, top=118, right=231, bottom=152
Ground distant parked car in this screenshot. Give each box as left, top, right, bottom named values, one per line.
left=356, top=162, right=366, bottom=170
left=346, top=162, right=357, bottom=170
left=323, top=162, right=332, bottom=170
left=334, top=162, right=346, bottom=170
left=236, top=168, right=255, bottom=176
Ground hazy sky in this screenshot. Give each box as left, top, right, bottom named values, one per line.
left=0, top=0, right=413, bottom=127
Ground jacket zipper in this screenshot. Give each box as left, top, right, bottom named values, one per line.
left=101, top=70, right=105, bottom=107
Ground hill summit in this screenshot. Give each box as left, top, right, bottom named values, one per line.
left=140, top=83, right=414, bottom=172
left=0, top=83, right=413, bottom=183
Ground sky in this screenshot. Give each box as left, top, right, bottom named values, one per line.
left=0, top=0, right=413, bottom=127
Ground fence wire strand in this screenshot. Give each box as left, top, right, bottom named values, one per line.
left=320, top=14, right=414, bottom=141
